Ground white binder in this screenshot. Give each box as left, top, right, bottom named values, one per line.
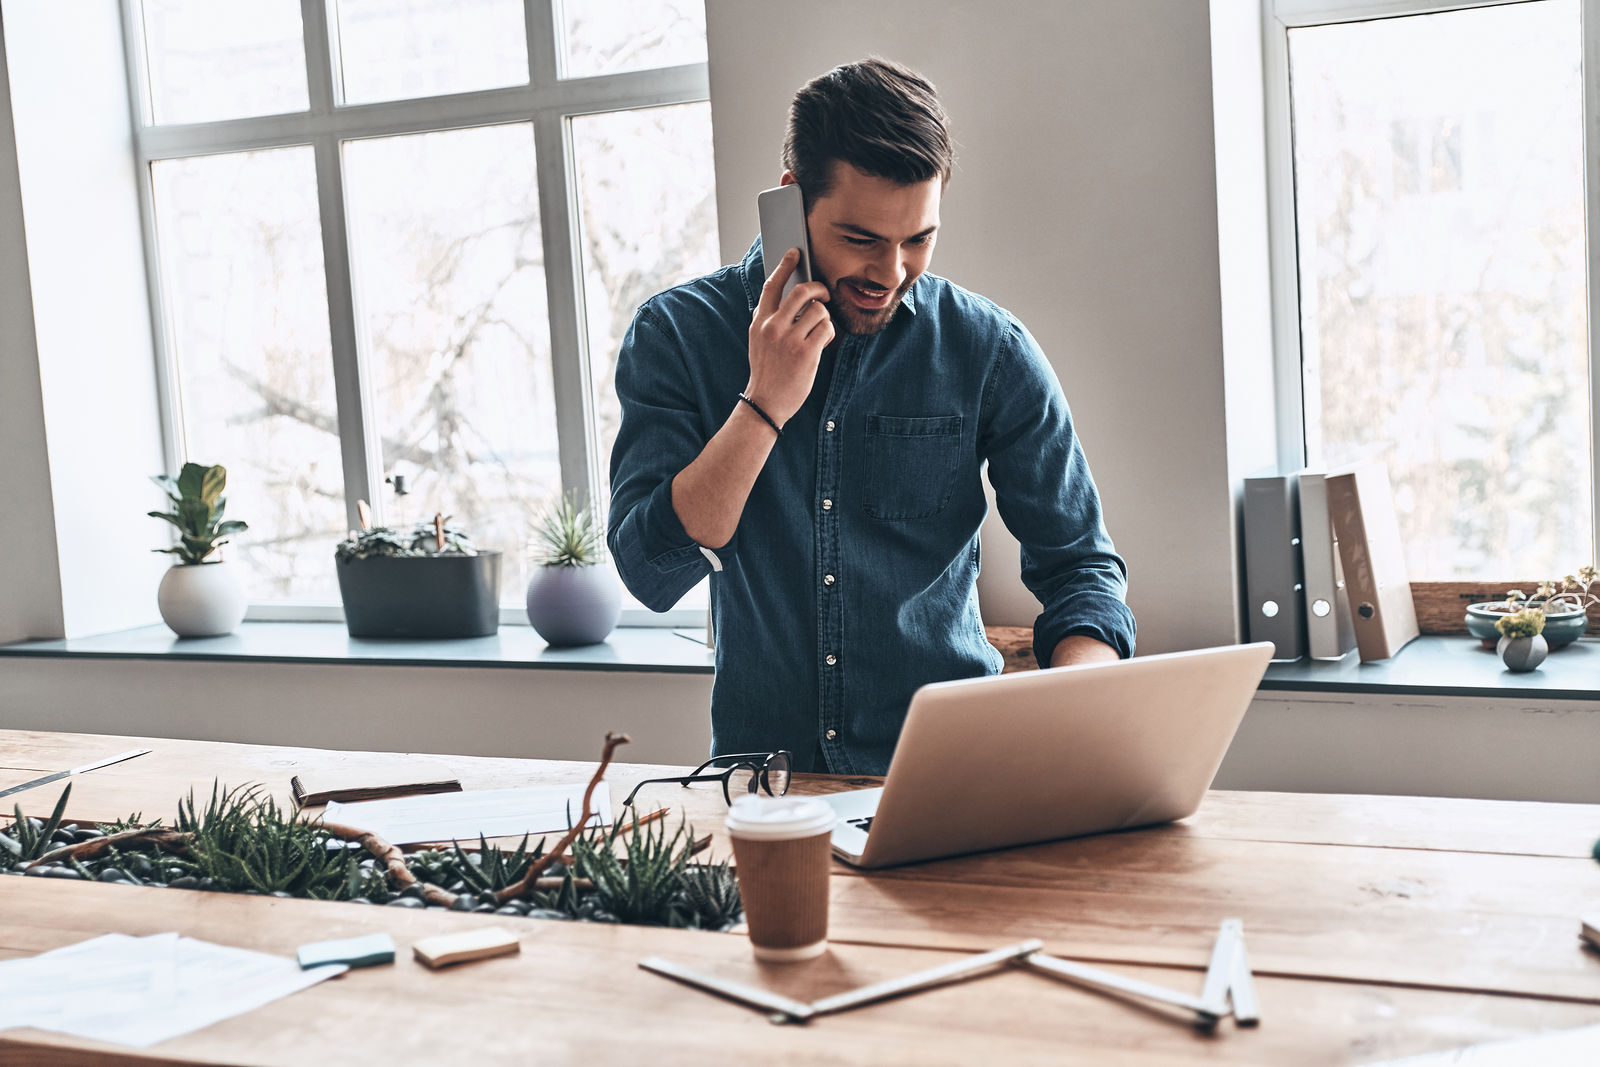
left=1297, top=470, right=1357, bottom=660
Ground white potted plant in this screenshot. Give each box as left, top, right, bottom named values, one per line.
left=525, top=494, right=621, bottom=646
left=148, top=463, right=248, bottom=637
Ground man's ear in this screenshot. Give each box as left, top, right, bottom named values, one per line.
left=779, top=170, right=798, bottom=187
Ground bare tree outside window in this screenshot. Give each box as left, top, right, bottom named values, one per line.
left=1291, top=0, right=1589, bottom=579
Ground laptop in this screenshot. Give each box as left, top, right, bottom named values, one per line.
left=821, top=642, right=1274, bottom=868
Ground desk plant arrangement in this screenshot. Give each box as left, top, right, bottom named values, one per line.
left=148, top=462, right=249, bottom=637
left=1464, top=567, right=1598, bottom=652
left=335, top=510, right=501, bottom=639
left=525, top=493, right=621, bottom=646
left=0, top=734, right=742, bottom=932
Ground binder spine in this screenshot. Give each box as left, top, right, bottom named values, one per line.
left=1243, top=473, right=1307, bottom=661
left=1298, top=472, right=1356, bottom=660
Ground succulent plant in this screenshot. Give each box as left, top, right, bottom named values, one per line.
left=1495, top=608, right=1546, bottom=640
left=530, top=492, right=605, bottom=568
left=335, top=515, right=476, bottom=563
left=148, top=462, right=248, bottom=564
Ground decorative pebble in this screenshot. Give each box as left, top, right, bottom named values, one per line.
left=26, top=818, right=41, bottom=832
left=271, top=891, right=293, bottom=899
left=73, top=829, right=104, bottom=842
left=42, top=867, right=80, bottom=879
left=526, top=909, right=571, bottom=921
left=22, top=866, right=50, bottom=877
left=399, top=884, right=425, bottom=900
left=386, top=897, right=424, bottom=908
left=168, top=876, right=199, bottom=890
left=61, top=824, right=78, bottom=834
left=477, top=891, right=499, bottom=906
left=494, top=906, right=524, bottom=916
left=472, top=903, right=498, bottom=913
left=348, top=896, right=373, bottom=905
left=449, top=896, right=474, bottom=911
left=131, top=857, right=154, bottom=876
left=591, top=910, right=620, bottom=924
left=49, top=830, right=74, bottom=845
left=98, top=869, right=128, bottom=883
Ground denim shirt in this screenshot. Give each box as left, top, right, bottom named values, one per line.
left=608, top=238, right=1135, bottom=775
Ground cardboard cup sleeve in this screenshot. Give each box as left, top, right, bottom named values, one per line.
left=725, top=795, right=837, bottom=962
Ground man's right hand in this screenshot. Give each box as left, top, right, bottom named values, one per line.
left=744, top=248, right=834, bottom=427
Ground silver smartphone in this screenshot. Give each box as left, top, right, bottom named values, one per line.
left=757, top=183, right=813, bottom=302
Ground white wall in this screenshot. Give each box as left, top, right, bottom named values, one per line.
left=0, top=14, right=65, bottom=646
left=1, top=0, right=167, bottom=641
left=706, top=0, right=1240, bottom=655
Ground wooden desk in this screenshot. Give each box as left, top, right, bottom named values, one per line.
left=2, top=728, right=1599, bottom=1066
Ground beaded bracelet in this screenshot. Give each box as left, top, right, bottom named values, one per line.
left=738, top=392, right=783, bottom=438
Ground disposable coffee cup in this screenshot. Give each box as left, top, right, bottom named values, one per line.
left=725, top=794, right=836, bottom=962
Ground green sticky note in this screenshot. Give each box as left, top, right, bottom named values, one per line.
left=297, top=932, right=395, bottom=970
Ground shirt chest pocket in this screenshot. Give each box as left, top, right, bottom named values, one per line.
left=862, top=414, right=964, bottom=520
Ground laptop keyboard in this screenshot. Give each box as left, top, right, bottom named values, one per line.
left=846, top=816, right=874, bottom=834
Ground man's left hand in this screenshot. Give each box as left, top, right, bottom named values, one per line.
left=1049, top=635, right=1119, bottom=669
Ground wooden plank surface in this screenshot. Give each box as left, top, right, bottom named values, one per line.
left=3, top=878, right=1600, bottom=1067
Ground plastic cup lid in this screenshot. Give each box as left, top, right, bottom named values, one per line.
left=724, top=794, right=836, bottom=840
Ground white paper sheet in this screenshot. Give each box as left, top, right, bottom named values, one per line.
left=322, top=783, right=612, bottom=846
left=1363, top=1024, right=1600, bottom=1065
left=0, top=932, right=345, bottom=1048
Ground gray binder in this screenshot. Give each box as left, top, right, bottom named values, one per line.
left=1242, top=470, right=1306, bottom=661
left=1297, top=470, right=1357, bottom=660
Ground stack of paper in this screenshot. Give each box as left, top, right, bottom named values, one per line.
left=322, top=783, right=612, bottom=846
left=0, top=933, right=345, bottom=1048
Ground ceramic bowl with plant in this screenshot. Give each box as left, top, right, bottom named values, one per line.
left=1466, top=569, right=1597, bottom=649
left=525, top=493, right=621, bottom=646
left=148, top=462, right=249, bottom=637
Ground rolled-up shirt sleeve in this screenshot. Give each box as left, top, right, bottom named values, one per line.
left=980, top=320, right=1137, bottom=666
left=607, top=304, right=728, bottom=611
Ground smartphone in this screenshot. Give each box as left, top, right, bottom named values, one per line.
left=757, top=183, right=813, bottom=302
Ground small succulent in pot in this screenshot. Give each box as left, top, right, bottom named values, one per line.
left=1494, top=608, right=1548, bottom=673
left=525, top=493, right=621, bottom=646
left=148, top=462, right=249, bottom=637
left=335, top=513, right=477, bottom=562
left=334, top=509, right=499, bottom=640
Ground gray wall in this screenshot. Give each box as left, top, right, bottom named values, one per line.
left=707, top=0, right=1241, bottom=655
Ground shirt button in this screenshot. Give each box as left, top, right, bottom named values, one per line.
left=822, top=499, right=832, bottom=510
left=825, top=421, right=835, bottom=432
left=826, top=654, right=837, bottom=665
left=826, top=729, right=837, bottom=740
left=824, top=574, right=835, bottom=586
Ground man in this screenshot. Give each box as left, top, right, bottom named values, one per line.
left=608, top=58, right=1134, bottom=776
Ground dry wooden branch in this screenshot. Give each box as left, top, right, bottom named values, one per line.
left=320, top=821, right=458, bottom=907
left=496, top=731, right=630, bottom=903
left=20, top=827, right=191, bottom=871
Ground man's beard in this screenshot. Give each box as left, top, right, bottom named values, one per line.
left=820, top=272, right=915, bottom=336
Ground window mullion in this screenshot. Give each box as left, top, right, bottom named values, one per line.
left=1262, top=6, right=1309, bottom=473
left=1585, top=0, right=1600, bottom=568
left=303, top=0, right=376, bottom=532
left=526, top=0, right=562, bottom=87
left=120, top=0, right=182, bottom=476
left=533, top=109, right=600, bottom=510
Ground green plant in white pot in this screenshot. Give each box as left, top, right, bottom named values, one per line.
left=525, top=494, right=621, bottom=646
left=148, top=463, right=249, bottom=637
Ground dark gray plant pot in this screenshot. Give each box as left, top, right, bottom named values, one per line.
left=525, top=564, right=621, bottom=646
left=337, top=552, right=501, bottom=638
left=1466, top=603, right=1586, bottom=648
left=1497, top=633, right=1547, bottom=672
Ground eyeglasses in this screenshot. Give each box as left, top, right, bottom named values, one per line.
left=621, top=751, right=792, bottom=809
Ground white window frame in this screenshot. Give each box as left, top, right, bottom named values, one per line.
left=119, top=0, right=711, bottom=625
left=1261, top=0, right=1600, bottom=566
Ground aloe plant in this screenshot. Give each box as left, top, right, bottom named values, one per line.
left=530, top=492, right=605, bottom=567
left=573, top=815, right=694, bottom=926
left=0, top=783, right=72, bottom=870
left=149, top=462, right=247, bottom=564
left=173, top=782, right=358, bottom=898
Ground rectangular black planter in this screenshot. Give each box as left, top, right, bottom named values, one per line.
left=336, top=552, right=502, bottom=639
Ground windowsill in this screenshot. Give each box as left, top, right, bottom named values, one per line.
left=0, top=622, right=715, bottom=675
left=1260, top=634, right=1600, bottom=700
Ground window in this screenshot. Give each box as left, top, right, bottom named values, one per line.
left=1266, top=0, right=1593, bottom=586
left=125, top=0, right=715, bottom=622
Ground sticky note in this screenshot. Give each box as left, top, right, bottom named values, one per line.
left=412, top=926, right=521, bottom=969
left=296, top=932, right=396, bottom=970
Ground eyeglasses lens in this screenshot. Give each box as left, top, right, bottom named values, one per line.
left=726, top=764, right=758, bottom=800
left=765, top=753, right=791, bottom=796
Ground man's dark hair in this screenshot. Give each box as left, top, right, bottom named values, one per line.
left=782, top=57, right=953, bottom=209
